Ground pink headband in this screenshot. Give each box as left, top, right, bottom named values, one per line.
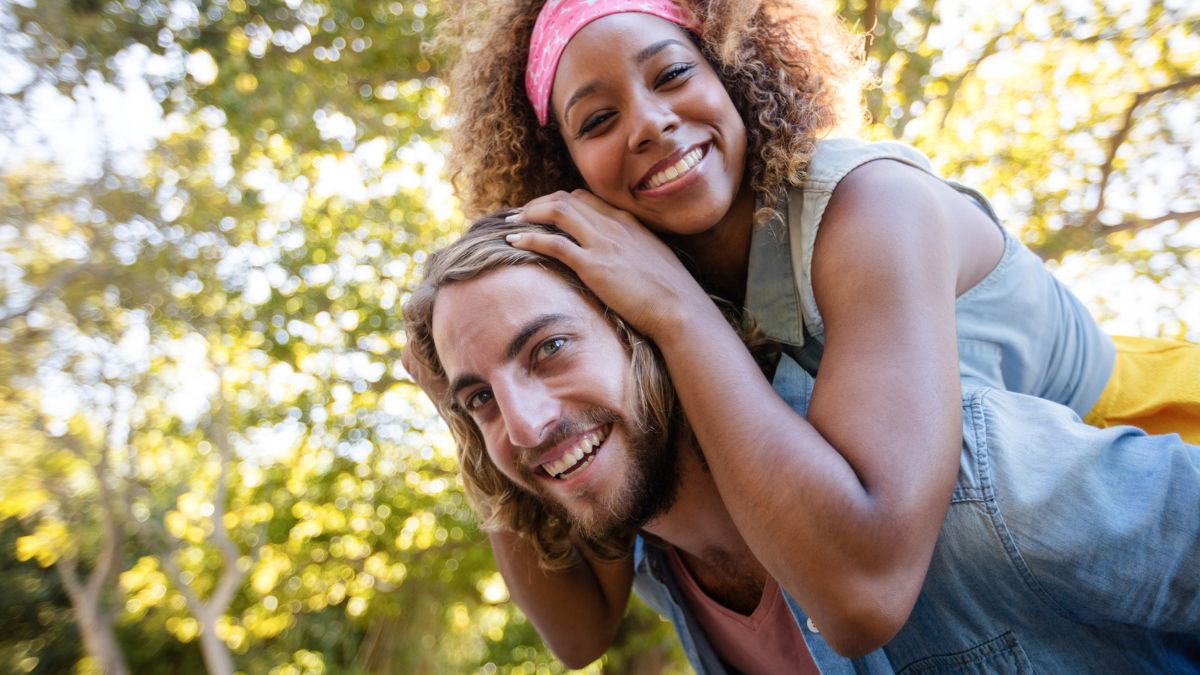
left=525, top=0, right=702, bottom=126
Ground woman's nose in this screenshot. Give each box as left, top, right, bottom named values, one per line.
left=628, top=95, right=681, bottom=152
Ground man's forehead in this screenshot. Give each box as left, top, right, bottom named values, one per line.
left=430, top=265, right=597, bottom=369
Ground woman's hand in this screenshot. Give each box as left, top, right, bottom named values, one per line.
left=505, top=189, right=712, bottom=342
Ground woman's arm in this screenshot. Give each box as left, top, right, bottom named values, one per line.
left=488, top=530, right=634, bottom=668
left=510, top=163, right=964, bottom=656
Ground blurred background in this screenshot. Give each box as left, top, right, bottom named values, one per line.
left=0, top=0, right=1196, bottom=672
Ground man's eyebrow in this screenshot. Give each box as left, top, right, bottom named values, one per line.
left=448, top=373, right=486, bottom=404
left=446, top=313, right=571, bottom=402
left=505, top=313, right=569, bottom=361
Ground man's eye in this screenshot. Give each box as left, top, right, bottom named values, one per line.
left=465, top=389, right=494, bottom=411
left=538, top=337, right=566, bottom=359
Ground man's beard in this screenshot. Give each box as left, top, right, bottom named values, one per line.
left=520, top=406, right=683, bottom=546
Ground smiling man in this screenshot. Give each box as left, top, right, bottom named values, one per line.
left=427, top=256, right=682, bottom=544
left=402, top=216, right=1200, bottom=674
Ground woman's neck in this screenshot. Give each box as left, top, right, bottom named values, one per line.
left=667, top=177, right=757, bottom=306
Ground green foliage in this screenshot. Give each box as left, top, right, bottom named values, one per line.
left=0, top=0, right=1196, bottom=672
left=0, top=520, right=82, bottom=674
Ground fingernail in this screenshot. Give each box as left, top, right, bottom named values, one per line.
left=504, top=214, right=518, bottom=222
left=505, top=233, right=522, bottom=244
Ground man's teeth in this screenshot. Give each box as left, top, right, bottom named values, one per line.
left=545, top=430, right=607, bottom=480
left=643, top=147, right=704, bottom=189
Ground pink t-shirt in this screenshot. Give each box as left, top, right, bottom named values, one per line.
left=666, top=547, right=820, bottom=675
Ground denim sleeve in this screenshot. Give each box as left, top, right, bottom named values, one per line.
left=978, top=388, right=1200, bottom=633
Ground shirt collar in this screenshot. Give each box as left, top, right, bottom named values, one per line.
left=744, top=200, right=807, bottom=347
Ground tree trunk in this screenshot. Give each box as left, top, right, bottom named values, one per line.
left=54, top=551, right=130, bottom=675
left=75, top=599, right=131, bottom=675
left=197, top=612, right=235, bottom=675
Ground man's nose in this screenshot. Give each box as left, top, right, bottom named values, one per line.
left=495, top=380, right=561, bottom=449
left=628, top=94, right=680, bottom=153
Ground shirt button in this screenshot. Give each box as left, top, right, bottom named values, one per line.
left=806, top=618, right=820, bottom=633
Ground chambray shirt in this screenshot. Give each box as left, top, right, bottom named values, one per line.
left=632, top=355, right=1200, bottom=673
left=743, top=138, right=1116, bottom=417
left=629, top=139, right=1197, bottom=672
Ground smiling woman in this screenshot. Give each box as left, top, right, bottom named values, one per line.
left=549, top=12, right=751, bottom=242
left=441, top=0, right=861, bottom=225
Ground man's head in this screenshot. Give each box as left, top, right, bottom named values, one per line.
left=403, top=215, right=683, bottom=567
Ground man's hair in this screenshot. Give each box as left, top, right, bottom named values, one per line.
left=436, top=0, right=865, bottom=223
left=402, top=214, right=679, bottom=569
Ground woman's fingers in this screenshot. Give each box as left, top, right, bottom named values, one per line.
left=506, top=230, right=587, bottom=270
left=513, top=190, right=636, bottom=247
left=562, top=189, right=636, bottom=224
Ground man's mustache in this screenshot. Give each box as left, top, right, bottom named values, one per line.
left=517, top=408, right=623, bottom=467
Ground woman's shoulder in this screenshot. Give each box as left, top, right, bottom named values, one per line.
left=801, top=137, right=936, bottom=192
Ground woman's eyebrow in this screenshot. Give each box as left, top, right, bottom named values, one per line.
left=561, top=39, right=689, bottom=124
left=563, top=82, right=599, bottom=124
left=635, top=38, right=686, bottom=65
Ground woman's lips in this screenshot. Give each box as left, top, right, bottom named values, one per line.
left=636, top=143, right=710, bottom=193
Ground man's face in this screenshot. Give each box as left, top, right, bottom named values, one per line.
left=431, top=265, right=677, bottom=540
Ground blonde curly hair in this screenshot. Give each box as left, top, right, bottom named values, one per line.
left=402, top=215, right=682, bottom=569
left=437, top=0, right=864, bottom=221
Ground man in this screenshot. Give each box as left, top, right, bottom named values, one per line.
left=402, top=216, right=1200, bottom=674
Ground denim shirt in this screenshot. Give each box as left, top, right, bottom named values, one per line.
left=744, top=138, right=1115, bottom=417
left=631, top=355, right=1200, bottom=673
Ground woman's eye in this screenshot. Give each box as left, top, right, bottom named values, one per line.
left=657, top=63, right=693, bottom=87
left=579, top=112, right=613, bottom=135
left=465, top=389, right=494, bottom=411
left=538, top=337, right=566, bottom=359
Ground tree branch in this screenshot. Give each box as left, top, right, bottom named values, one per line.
left=1103, top=209, right=1200, bottom=235
left=937, top=2, right=1034, bottom=129
left=203, top=367, right=250, bottom=619
left=0, top=263, right=108, bottom=329
left=53, top=554, right=87, bottom=603
left=82, top=410, right=126, bottom=605
left=1080, top=74, right=1200, bottom=231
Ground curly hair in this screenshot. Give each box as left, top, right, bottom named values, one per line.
left=436, top=0, right=864, bottom=222
left=402, top=214, right=682, bottom=570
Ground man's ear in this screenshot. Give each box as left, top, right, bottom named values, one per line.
left=402, top=345, right=451, bottom=410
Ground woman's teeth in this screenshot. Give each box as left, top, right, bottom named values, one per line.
left=642, top=147, right=704, bottom=190
left=545, top=429, right=607, bottom=480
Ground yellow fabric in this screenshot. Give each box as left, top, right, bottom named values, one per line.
left=1084, top=335, right=1200, bottom=443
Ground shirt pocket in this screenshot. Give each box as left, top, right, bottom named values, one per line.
left=895, top=631, right=1035, bottom=674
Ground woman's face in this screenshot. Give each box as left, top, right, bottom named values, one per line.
left=549, top=13, right=750, bottom=238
